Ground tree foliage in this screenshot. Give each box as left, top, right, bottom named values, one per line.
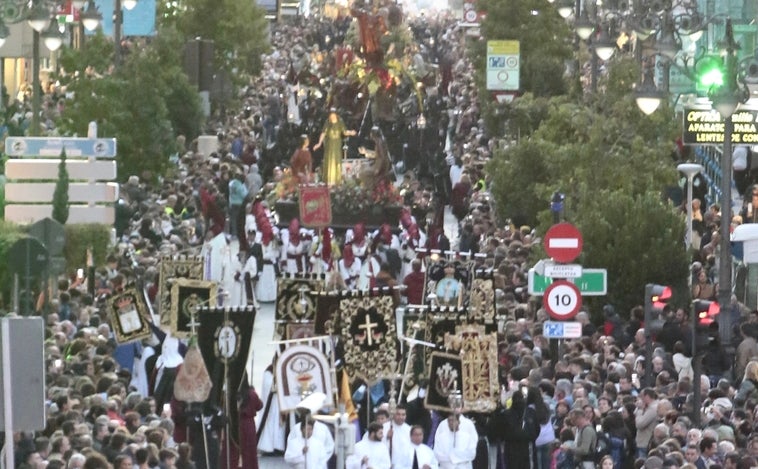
left=173, top=0, right=271, bottom=78
left=56, top=29, right=203, bottom=181
left=52, top=149, right=69, bottom=224
left=472, top=0, right=573, bottom=136
left=487, top=56, right=687, bottom=315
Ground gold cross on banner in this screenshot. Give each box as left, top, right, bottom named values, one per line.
left=358, top=314, right=379, bottom=346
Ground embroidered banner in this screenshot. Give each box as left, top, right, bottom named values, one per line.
left=275, top=274, right=324, bottom=337
left=337, top=294, right=397, bottom=383
left=299, top=184, right=332, bottom=228
left=197, top=305, right=257, bottom=445
left=468, top=269, right=496, bottom=333
left=170, top=279, right=217, bottom=338
left=108, top=288, right=152, bottom=344
left=444, top=325, right=498, bottom=413
left=423, top=258, right=474, bottom=308
left=424, top=352, right=463, bottom=412
left=158, top=255, right=204, bottom=326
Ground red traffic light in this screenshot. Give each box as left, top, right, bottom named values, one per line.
left=694, top=300, right=720, bottom=326
left=651, top=285, right=672, bottom=308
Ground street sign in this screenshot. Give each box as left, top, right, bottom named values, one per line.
left=29, top=218, right=66, bottom=257
left=543, top=321, right=582, bottom=339
left=544, top=280, right=582, bottom=320
left=544, top=223, right=583, bottom=263
left=544, top=263, right=583, bottom=278
left=486, top=40, right=519, bottom=91
left=528, top=268, right=607, bottom=296
left=5, top=137, right=117, bottom=158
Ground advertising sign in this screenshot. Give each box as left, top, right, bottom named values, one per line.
left=682, top=108, right=758, bottom=145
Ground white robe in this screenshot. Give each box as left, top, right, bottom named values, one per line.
left=224, top=255, right=246, bottom=307
left=384, top=421, right=413, bottom=469
left=357, top=256, right=381, bottom=291
left=433, top=416, right=478, bottom=469
left=397, top=443, right=439, bottom=469
left=347, top=438, right=391, bottom=469
left=282, top=238, right=308, bottom=274
left=256, top=242, right=279, bottom=303
left=201, top=233, right=230, bottom=283
left=284, top=421, right=334, bottom=469
left=256, top=369, right=286, bottom=453
left=338, top=258, right=362, bottom=290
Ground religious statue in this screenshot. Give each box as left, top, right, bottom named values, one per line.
left=290, top=134, right=313, bottom=185
left=350, top=2, right=388, bottom=68
left=313, top=109, right=356, bottom=186
left=358, top=126, right=393, bottom=192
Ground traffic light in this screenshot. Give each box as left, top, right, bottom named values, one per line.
left=696, top=54, right=726, bottom=94
left=693, top=299, right=720, bottom=354
left=644, top=283, right=672, bottom=335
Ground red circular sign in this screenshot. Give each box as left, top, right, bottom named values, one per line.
left=543, top=223, right=583, bottom=263
left=544, top=281, right=582, bottom=320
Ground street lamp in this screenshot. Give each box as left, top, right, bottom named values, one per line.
left=709, top=19, right=749, bottom=316
left=677, top=163, right=704, bottom=250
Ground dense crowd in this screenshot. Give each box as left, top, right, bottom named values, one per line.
left=6, top=4, right=758, bottom=469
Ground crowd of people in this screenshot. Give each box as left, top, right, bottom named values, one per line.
left=7, top=3, right=758, bottom=469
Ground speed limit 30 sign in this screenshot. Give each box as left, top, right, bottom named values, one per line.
left=544, top=280, right=582, bottom=320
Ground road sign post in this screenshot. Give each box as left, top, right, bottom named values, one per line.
left=544, top=223, right=584, bottom=263
left=544, top=280, right=582, bottom=320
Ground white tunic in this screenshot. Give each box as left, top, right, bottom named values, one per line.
left=256, top=369, right=286, bottom=453
left=397, top=443, right=439, bottom=469
left=338, top=258, right=362, bottom=290
left=283, top=420, right=334, bottom=469
left=256, top=242, right=279, bottom=302
left=357, top=256, right=381, bottom=291
left=384, top=421, right=413, bottom=469
left=433, top=416, right=478, bottom=469
left=347, top=438, right=391, bottom=469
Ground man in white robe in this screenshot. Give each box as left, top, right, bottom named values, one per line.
left=348, top=422, right=391, bottom=469
left=433, top=413, right=478, bottom=469
left=256, top=364, right=286, bottom=454
left=385, top=405, right=413, bottom=468
left=284, top=418, right=334, bottom=469
left=397, top=425, right=438, bottom=469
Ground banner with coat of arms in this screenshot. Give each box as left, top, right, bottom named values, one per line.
left=158, top=255, right=204, bottom=326
left=108, top=288, right=152, bottom=344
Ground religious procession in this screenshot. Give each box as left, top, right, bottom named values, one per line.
left=6, top=0, right=753, bottom=468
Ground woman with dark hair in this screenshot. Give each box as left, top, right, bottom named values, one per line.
left=529, top=386, right=554, bottom=469
left=500, top=385, right=539, bottom=469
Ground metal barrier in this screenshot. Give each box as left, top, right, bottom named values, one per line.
left=694, top=145, right=723, bottom=207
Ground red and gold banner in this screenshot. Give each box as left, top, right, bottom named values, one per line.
left=299, top=184, right=332, bottom=228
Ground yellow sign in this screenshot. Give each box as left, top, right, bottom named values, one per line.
left=487, top=40, right=519, bottom=55
left=682, top=108, right=758, bottom=145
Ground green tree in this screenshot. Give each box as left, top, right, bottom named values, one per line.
left=52, top=149, right=69, bottom=224
left=56, top=28, right=204, bottom=181
left=488, top=57, right=686, bottom=315
left=173, top=0, right=271, bottom=79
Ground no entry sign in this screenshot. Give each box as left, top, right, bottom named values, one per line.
left=544, top=280, right=582, bottom=320
left=544, top=223, right=583, bottom=263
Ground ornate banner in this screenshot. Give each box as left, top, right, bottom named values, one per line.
left=275, top=344, right=334, bottom=412
left=197, top=305, right=257, bottom=446
left=444, top=325, right=499, bottom=413
left=424, top=352, right=463, bottom=412
left=468, top=269, right=496, bottom=332
left=337, top=294, right=397, bottom=383
left=275, top=274, right=324, bottom=337
left=158, top=255, right=204, bottom=326
left=299, top=184, right=332, bottom=228
left=314, top=291, right=344, bottom=335
left=108, top=288, right=152, bottom=344
left=423, top=257, right=474, bottom=308
left=170, top=279, right=217, bottom=338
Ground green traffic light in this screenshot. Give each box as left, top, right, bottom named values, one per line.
left=696, top=55, right=726, bottom=89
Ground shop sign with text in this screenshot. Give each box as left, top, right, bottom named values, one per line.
left=682, top=108, right=758, bottom=145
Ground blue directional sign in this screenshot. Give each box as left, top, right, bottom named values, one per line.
left=5, top=137, right=117, bottom=158
left=543, top=321, right=582, bottom=339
